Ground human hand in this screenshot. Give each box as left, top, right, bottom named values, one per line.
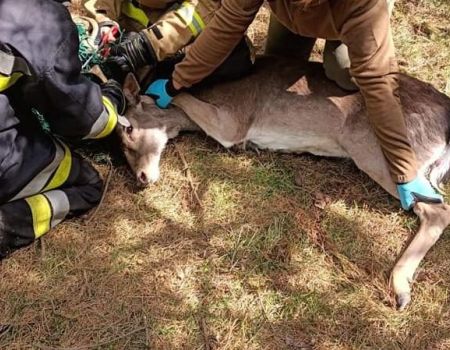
left=397, top=176, right=443, bottom=210
left=145, top=79, right=179, bottom=109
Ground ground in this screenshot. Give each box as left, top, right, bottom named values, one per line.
left=1, top=1, right=450, bottom=349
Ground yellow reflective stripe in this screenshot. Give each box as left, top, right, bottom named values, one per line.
left=121, top=1, right=150, bottom=27
left=176, top=4, right=197, bottom=36
left=177, top=2, right=205, bottom=37
left=0, top=72, right=22, bottom=92
left=42, top=142, right=72, bottom=192
left=193, top=9, right=205, bottom=31
left=189, top=13, right=204, bottom=37
left=10, top=139, right=66, bottom=202
left=25, top=194, right=51, bottom=238
left=94, top=96, right=118, bottom=139
left=188, top=22, right=199, bottom=37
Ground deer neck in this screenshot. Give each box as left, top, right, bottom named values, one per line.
left=167, top=106, right=201, bottom=133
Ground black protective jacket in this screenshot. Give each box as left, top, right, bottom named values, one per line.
left=0, top=0, right=118, bottom=202
left=0, top=0, right=109, bottom=257
left=0, top=0, right=118, bottom=140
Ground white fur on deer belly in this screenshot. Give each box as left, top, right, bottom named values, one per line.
left=247, top=130, right=348, bottom=157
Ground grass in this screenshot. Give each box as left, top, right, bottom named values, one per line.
left=1, top=1, right=450, bottom=349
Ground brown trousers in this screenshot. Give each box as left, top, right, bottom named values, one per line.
left=265, top=0, right=396, bottom=92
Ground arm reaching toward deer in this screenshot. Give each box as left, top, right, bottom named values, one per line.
left=172, top=0, right=262, bottom=88
left=339, top=0, right=415, bottom=184
left=337, top=0, right=443, bottom=208
left=146, top=0, right=262, bottom=107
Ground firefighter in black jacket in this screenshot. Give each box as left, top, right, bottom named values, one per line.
left=0, top=0, right=126, bottom=258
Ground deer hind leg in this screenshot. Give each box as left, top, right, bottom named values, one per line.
left=392, top=202, right=450, bottom=310
left=172, top=93, right=246, bottom=148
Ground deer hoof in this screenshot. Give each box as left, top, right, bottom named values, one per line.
left=391, top=267, right=412, bottom=311
left=396, top=292, right=411, bottom=311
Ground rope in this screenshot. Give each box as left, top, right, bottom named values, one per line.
left=77, top=23, right=103, bottom=72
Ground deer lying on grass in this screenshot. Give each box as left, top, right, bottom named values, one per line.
left=117, top=57, right=450, bottom=310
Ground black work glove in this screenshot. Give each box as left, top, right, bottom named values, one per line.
left=100, top=79, right=126, bottom=115
left=105, top=32, right=156, bottom=78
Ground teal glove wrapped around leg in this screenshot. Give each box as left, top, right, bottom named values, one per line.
left=145, top=79, right=178, bottom=109
left=397, top=176, right=443, bottom=210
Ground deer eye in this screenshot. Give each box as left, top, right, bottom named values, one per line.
left=126, top=125, right=133, bottom=135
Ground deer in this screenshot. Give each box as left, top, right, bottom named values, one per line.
left=116, top=56, right=450, bottom=311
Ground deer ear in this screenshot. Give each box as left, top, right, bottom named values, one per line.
left=123, top=73, right=141, bottom=106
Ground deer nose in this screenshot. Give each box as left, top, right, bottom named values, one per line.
left=137, top=168, right=160, bottom=186
left=137, top=171, right=149, bottom=186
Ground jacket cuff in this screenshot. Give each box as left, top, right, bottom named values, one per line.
left=166, top=79, right=183, bottom=97
left=171, top=72, right=192, bottom=89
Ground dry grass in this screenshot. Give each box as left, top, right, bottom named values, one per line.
left=1, top=1, right=450, bottom=349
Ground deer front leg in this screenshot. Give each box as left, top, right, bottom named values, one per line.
left=392, top=202, right=450, bottom=310
left=173, top=93, right=247, bottom=148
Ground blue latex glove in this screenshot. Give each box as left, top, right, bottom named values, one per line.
left=145, top=79, right=174, bottom=109
left=397, top=176, right=443, bottom=210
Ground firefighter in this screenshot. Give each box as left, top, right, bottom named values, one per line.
left=146, top=0, right=443, bottom=211
left=82, top=0, right=254, bottom=80
left=0, top=0, right=125, bottom=259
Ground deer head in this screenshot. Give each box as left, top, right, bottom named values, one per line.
left=117, top=74, right=195, bottom=186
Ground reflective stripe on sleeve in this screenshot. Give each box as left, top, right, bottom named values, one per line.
left=0, top=72, right=22, bottom=92
left=85, top=96, right=118, bottom=139
left=176, top=2, right=206, bottom=37
left=25, top=194, right=52, bottom=238
left=122, top=0, right=150, bottom=27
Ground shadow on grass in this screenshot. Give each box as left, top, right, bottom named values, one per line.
left=1, top=137, right=449, bottom=349
left=257, top=206, right=450, bottom=350
left=179, top=137, right=450, bottom=349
